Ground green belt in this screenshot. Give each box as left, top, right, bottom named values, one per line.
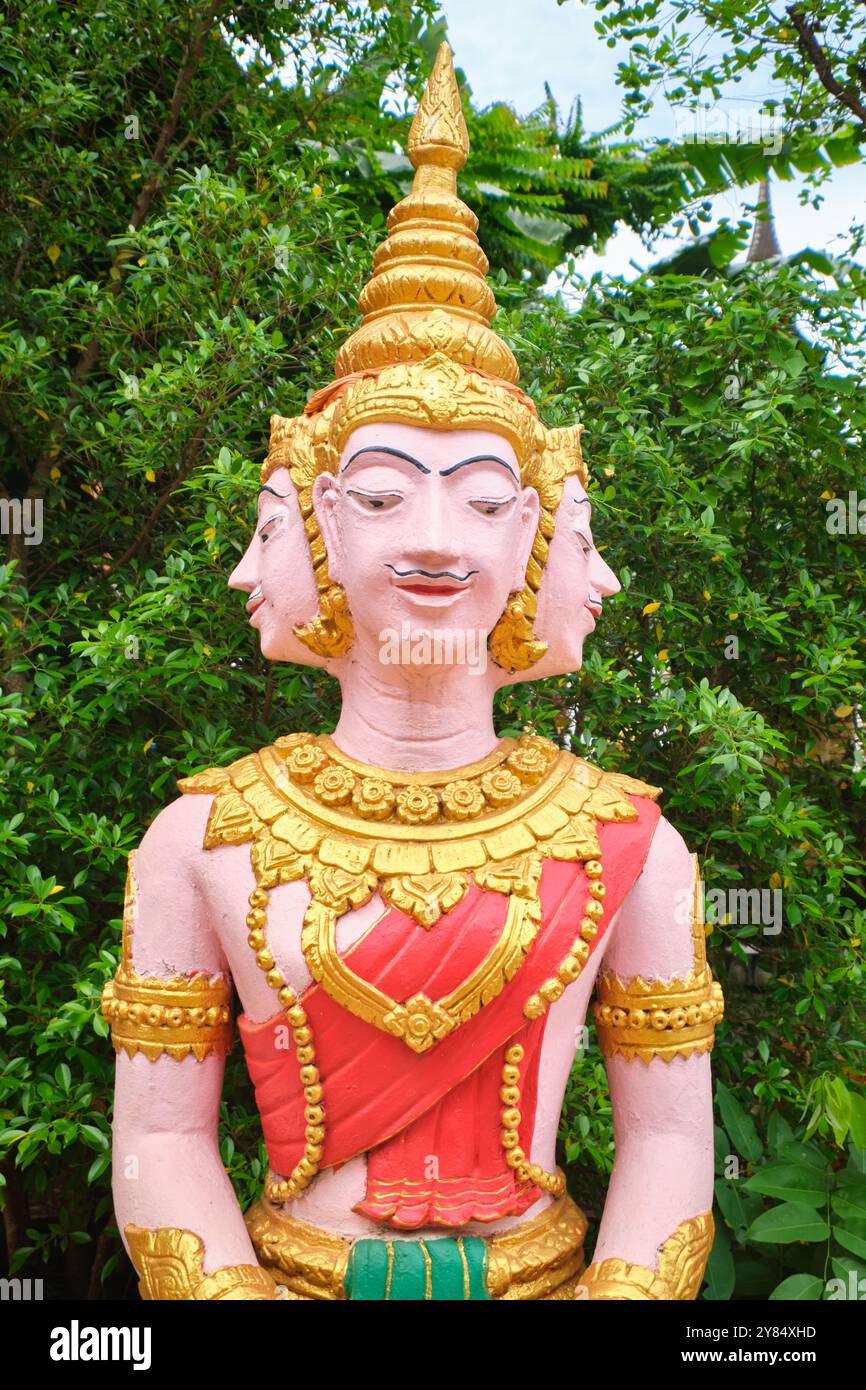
left=344, top=1234, right=489, bottom=1301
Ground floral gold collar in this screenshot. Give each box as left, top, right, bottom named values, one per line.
left=179, top=734, right=660, bottom=1054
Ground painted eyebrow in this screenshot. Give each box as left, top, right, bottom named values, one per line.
left=257, top=483, right=290, bottom=505
left=439, top=454, right=518, bottom=481
left=341, top=446, right=431, bottom=475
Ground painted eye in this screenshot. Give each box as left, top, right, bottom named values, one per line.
left=258, top=513, right=285, bottom=543
left=470, top=498, right=515, bottom=517
left=347, top=490, right=402, bottom=512
left=575, top=531, right=593, bottom=555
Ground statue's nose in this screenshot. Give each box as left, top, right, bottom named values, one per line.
left=403, top=486, right=460, bottom=564
left=591, top=551, right=621, bottom=598
left=228, top=550, right=255, bottom=592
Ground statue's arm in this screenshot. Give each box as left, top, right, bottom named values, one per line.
left=103, top=794, right=279, bottom=1300
left=581, top=816, right=724, bottom=1300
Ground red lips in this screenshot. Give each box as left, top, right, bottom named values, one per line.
left=396, top=581, right=466, bottom=597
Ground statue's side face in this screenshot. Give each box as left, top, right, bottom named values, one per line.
left=227, top=466, right=322, bottom=665
left=313, top=423, right=540, bottom=666
left=530, top=478, right=621, bottom=676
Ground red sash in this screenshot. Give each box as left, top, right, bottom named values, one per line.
left=239, top=801, right=660, bottom=1227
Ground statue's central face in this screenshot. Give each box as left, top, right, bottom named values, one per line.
left=314, top=422, right=540, bottom=669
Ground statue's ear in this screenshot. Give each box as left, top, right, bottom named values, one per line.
left=510, top=486, right=541, bottom=593
left=312, top=473, right=343, bottom=582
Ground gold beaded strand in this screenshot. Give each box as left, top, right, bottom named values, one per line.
left=499, top=1041, right=566, bottom=1196
left=245, top=887, right=325, bottom=1203
left=502, top=856, right=606, bottom=1196
left=523, top=857, right=605, bottom=1020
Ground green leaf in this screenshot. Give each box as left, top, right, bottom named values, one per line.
left=834, top=1226, right=866, bottom=1261
left=87, top=1152, right=111, bottom=1184
left=767, top=1111, right=795, bottom=1154
left=703, top=1219, right=735, bottom=1300
left=715, top=1081, right=763, bottom=1163
left=744, top=1162, right=828, bottom=1207
left=832, top=1190, right=866, bottom=1225
left=79, top=1124, right=109, bottom=1151
left=745, top=1202, right=830, bottom=1244
left=769, top=1273, right=823, bottom=1300
left=714, top=1179, right=763, bottom=1241
left=831, top=1254, right=866, bottom=1287
left=778, top=1141, right=828, bottom=1170
left=848, top=1093, right=866, bottom=1150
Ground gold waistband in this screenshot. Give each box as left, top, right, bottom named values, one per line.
left=244, top=1183, right=587, bottom=1301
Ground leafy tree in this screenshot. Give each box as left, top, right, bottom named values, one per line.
left=0, top=0, right=440, bottom=1296
left=571, top=1, right=866, bottom=265
left=494, top=263, right=866, bottom=1297
left=585, top=0, right=866, bottom=159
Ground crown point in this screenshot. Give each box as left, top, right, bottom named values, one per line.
left=408, top=39, right=468, bottom=171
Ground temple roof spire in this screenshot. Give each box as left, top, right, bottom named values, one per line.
left=746, top=179, right=782, bottom=263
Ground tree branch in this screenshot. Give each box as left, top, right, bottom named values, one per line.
left=106, top=424, right=208, bottom=573
left=25, top=0, right=229, bottom=511
left=786, top=5, right=866, bottom=129
left=127, top=0, right=227, bottom=235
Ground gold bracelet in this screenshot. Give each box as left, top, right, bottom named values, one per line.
left=125, top=1224, right=280, bottom=1300
left=577, top=1259, right=671, bottom=1299
left=577, top=1210, right=714, bottom=1301
left=592, top=967, right=724, bottom=1062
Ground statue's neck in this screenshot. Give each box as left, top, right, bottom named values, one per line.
left=328, top=649, right=501, bottom=772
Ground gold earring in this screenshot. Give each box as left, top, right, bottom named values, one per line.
left=489, top=586, right=547, bottom=673
left=294, top=582, right=354, bottom=660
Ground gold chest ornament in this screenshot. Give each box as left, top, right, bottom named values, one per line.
left=180, top=733, right=660, bottom=1057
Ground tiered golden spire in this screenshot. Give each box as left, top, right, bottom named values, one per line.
left=334, top=42, right=519, bottom=384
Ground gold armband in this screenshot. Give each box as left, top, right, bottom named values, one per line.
left=592, top=853, right=723, bottom=1062
left=578, top=1211, right=714, bottom=1301
left=125, top=1224, right=281, bottom=1300
left=592, top=967, right=723, bottom=1062
left=101, top=851, right=234, bottom=1062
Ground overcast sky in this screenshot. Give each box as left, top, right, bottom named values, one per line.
left=440, top=0, right=864, bottom=279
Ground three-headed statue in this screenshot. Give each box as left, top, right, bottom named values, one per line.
left=102, top=44, right=723, bottom=1302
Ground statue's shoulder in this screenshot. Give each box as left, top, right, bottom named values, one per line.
left=176, top=733, right=313, bottom=797
left=560, top=747, right=663, bottom=805
left=175, top=733, right=315, bottom=851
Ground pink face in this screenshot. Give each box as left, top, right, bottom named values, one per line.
left=313, top=423, right=540, bottom=669
left=227, top=466, right=322, bottom=665
left=528, top=477, right=621, bottom=677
